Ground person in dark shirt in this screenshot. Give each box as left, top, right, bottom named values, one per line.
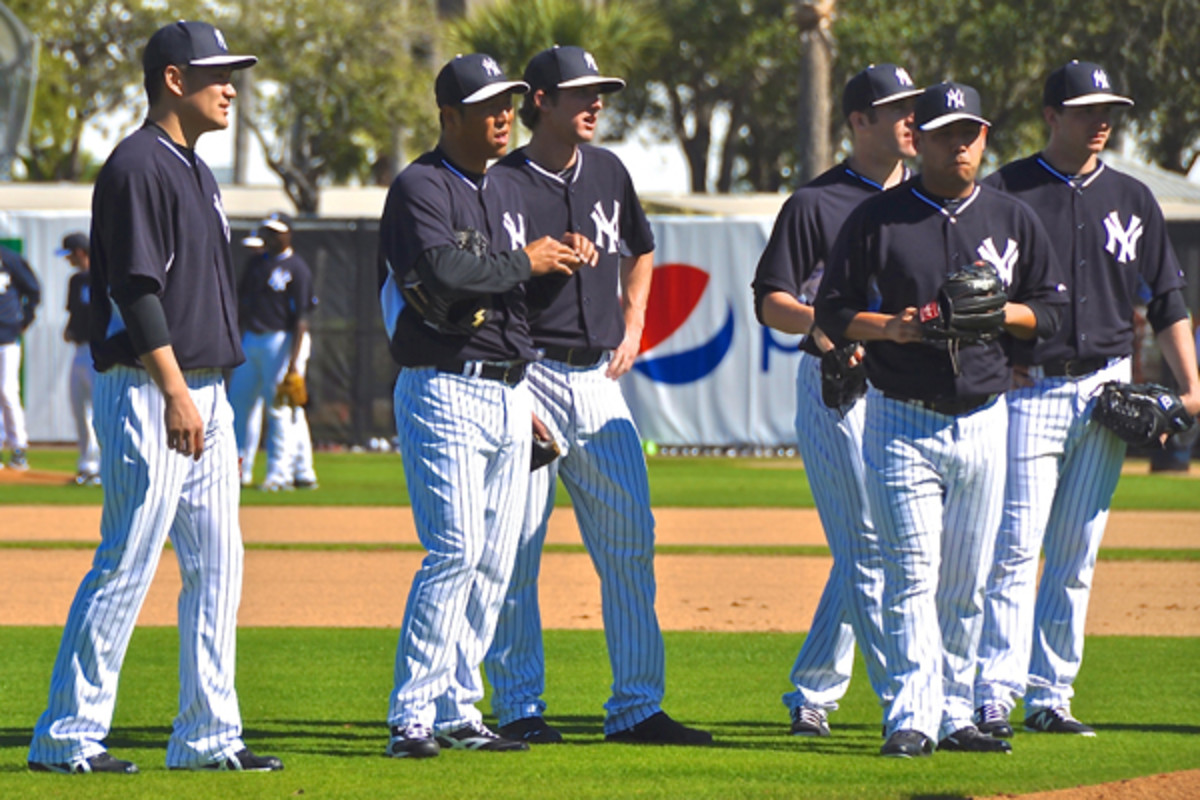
left=973, top=61, right=1200, bottom=740
left=58, top=232, right=100, bottom=484
left=28, top=20, right=282, bottom=775
left=815, top=81, right=1067, bottom=759
left=0, top=243, right=39, bottom=470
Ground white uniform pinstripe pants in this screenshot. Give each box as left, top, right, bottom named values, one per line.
left=70, top=343, right=100, bottom=476
left=783, top=353, right=888, bottom=715
left=228, top=330, right=292, bottom=485
left=864, top=389, right=1007, bottom=741
left=29, top=366, right=246, bottom=768
left=0, top=340, right=28, bottom=450
left=976, top=359, right=1129, bottom=715
left=388, top=368, right=532, bottom=732
left=486, top=358, right=664, bottom=735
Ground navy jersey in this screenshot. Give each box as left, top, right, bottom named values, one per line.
left=379, top=147, right=535, bottom=366
left=816, top=178, right=1068, bottom=399
left=984, top=155, right=1185, bottom=365
left=492, top=144, right=654, bottom=351
left=89, top=122, right=243, bottom=372
left=238, top=249, right=316, bottom=333
left=0, top=245, right=40, bottom=345
left=65, top=271, right=91, bottom=344
left=752, top=162, right=907, bottom=356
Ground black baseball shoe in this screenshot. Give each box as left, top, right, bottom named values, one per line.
left=938, top=726, right=1013, bottom=753
left=880, top=729, right=934, bottom=758
left=388, top=724, right=441, bottom=758
left=435, top=721, right=528, bottom=752
left=1024, top=707, right=1096, bottom=736
left=789, top=706, right=831, bottom=737
left=29, top=751, right=139, bottom=774
left=605, top=711, right=713, bottom=745
left=974, top=703, right=1014, bottom=738
left=499, top=716, right=563, bottom=744
left=172, top=748, right=284, bottom=771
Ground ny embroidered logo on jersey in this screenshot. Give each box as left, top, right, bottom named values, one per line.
left=503, top=211, right=527, bottom=249
left=591, top=201, right=621, bottom=254
left=212, top=194, right=231, bottom=242
left=1103, top=211, right=1143, bottom=263
left=268, top=267, right=293, bottom=292
left=976, top=237, right=1018, bottom=286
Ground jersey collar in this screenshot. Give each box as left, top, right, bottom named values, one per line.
left=1036, top=154, right=1106, bottom=189
left=524, top=148, right=583, bottom=186
left=911, top=183, right=982, bottom=218
left=843, top=161, right=910, bottom=191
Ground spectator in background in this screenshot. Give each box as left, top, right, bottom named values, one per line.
left=0, top=242, right=40, bottom=471
left=59, top=232, right=100, bottom=485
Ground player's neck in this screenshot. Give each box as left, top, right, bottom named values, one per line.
left=918, top=173, right=976, bottom=200
left=147, top=109, right=201, bottom=151
left=524, top=133, right=578, bottom=174
left=437, top=138, right=488, bottom=176
left=846, top=152, right=907, bottom=189
left=1041, top=140, right=1100, bottom=177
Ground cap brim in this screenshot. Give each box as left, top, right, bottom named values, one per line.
left=190, top=54, right=258, bottom=70
left=557, top=76, right=626, bottom=93
left=1062, top=92, right=1133, bottom=107
left=918, top=112, right=991, bottom=130
left=872, top=88, right=923, bottom=107
left=241, top=237, right=264, bottom=247
left=462, top=80, right=530, bottom=104
left=54, top=248, right=71, bottom=257
left=261, top=220, right=290, bottom=233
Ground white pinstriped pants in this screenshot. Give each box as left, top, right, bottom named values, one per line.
left=0, top=340, right=28, bottom=450
left=388, top=368, right=532, bottom=732
left=70, top=344, right=100, bottom=476
left=864, top=389, right=1007, bottom=742
left=976, top=359, right=1129, bottom=715
left=228, top=330, right=292, bottom=485
left=783, top=353, right=888, bottom=715
left=29, top=366, right=247, bottom=768
left=486, top=358, right=664, bottom=735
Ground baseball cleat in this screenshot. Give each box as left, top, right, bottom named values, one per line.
left=880, top=729, right=934, bottom=758
left=499, top=716, right=563, bottom=744
left=937, top=726, right=1012, bottom=753
left=434, top=721, right=528, bottom=752
left=172, top=748, right=284, bottom=771
left=789, top=706, right=831, bottom=737
left=605, top=711, right=713, bottom=745
left=388, top=724, right=440, bottom=758
left=292, top=478, right=319, bottom=490
left=1024, top=707, right=1096, bottom=736
left=75, top=472, right=102, bottom=487
left=8, top=449, right=29, bottom=471
left=29, top=751, right=139, bottom=774
left=974, top=703, right=1014, bottom=738
left=258, top=479, right=293, bottom=492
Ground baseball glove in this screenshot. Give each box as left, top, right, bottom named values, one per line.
left=402, top=228, right=492, bottom=336
left=820, top=342, right=867, bottom=409
left=1091, top=381, right=1194, bottom=447
left=919, top=261, right=1007, bottom=343
left=275, top=370, right=308, bottom=408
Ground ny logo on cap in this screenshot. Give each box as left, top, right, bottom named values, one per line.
left=946, top=88, right=965, bottom=109
left=1092, top=69, right=1110, bottom=89
left=895, top=67, right=914, bottom=87
left=213, top=27, right=228, bottom=52
left=481, top=57, right=501, bottom=77
left=584, top=51, right=598, bottom=71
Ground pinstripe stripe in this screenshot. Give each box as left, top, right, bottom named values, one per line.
left=783, top=353, right=889, bottom=715
left=229, top=330, right=293, bottom=484
left=389, top=368, right=532, bottom=733
left=977, top=359, right=1129, bottom=714
left=29, top=366, right=247, bottom=768
left=486, top=358, right=664, bottom=734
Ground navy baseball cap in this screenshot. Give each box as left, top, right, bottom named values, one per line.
left=435, top=54, right=529, bottom=107
left=261, top=212, right=293, bottom=233
left=55, top=232, right=89, bottom=256
left=524, top=46, right=625, bottom=94
left=842, top=64, right=921, bottom=118
left=241, top=231, right=265, bottom=248
left=1043, top=60, right=1133, bottom=108
left=914, top=82, right=990, bottom=130
left=143, top=21, right=257, bottom=76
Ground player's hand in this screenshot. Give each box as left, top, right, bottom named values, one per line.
left=525, top=236, right=581, bottom=277
left=164, top=387, right=205, bottom=461
left=532, top=412, right=553, bottom=443
left=561, top=232, right=599, bottom=268
left=607, top=331, right=640, bottom=379
left=1180, top=388, right=1200, bottom=418
left=884, top=307, right=924, bottom=344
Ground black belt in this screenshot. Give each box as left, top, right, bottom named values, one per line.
left=435, top=360, right=527, bottom=386
left=1040, top=356, right=1113, bottom=378
left=541, top=345, right=608, bottom=367
left=885, top=392, right=996, bottom=416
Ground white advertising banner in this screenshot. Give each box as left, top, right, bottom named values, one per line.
left=619, top=216, right=805, bottom=446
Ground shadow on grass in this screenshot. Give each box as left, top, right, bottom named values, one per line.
left=1094, top=722, right=1200, bottom=735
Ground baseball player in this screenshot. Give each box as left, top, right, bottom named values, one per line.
left=815, top=81, right=1067, bottom=757
left=0, top=242, right=40, bottom=471
left=483, top=45, right=711, bottom=746
left=752, top=64, right=920, bottom=739
left=973, top=61, right=1200, bottom=738
left=228, top=212, right=318, bottom=490
left=28, top=21, right=282, bottom=773
left=58, top=232, right=100, bottom=485
left=380, top=53, right=587, bottom=759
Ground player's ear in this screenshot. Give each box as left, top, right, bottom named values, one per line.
left=163, top=65, right=187, bottom=99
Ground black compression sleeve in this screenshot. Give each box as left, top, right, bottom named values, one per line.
left=1024, top=299, right=1061, bottom=341
left=1146, top=289, right=1189, bottom=333
left=119, top=291, right=172, bottom=355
